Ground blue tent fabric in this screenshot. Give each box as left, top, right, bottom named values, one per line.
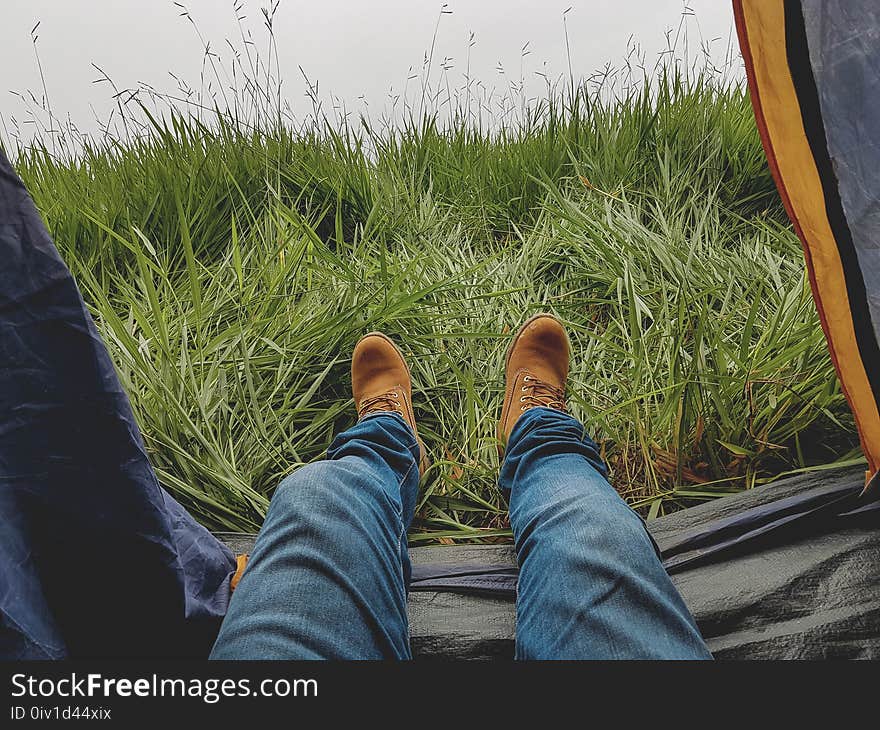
left=0, top=148, right=236, bottom=659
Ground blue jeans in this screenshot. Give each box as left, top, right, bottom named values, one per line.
left=210, top=408, right=711, bottom=659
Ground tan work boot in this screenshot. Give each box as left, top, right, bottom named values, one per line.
left=498, top=314, right=570, bottom=453
left=352, top=332, right=427, bottom=475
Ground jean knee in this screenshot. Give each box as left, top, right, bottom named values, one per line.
left=584, top=496, right=658, bottom=562
left=520, top=486, right=653, bottom=559
left=269, top=462, right=354, bottom=520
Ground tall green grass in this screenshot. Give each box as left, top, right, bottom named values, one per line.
left=5, top=18, right=862, bottom=539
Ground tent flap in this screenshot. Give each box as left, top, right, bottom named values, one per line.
left=734, top=0, right=880, bottom=491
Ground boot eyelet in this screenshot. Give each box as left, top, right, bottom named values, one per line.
left=521, top=386, right=528, bottom=392
left=520, top=396, right=526, bottom=402
left=521, top=405, right=526, bottom=411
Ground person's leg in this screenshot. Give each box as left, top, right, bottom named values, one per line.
left=501, top=407, right=711, bottom=659
left=211, top=333, right=425, bottom=659
left=211, top=413, right=420, bottom=659
left=497, top=314, right=711, bottom=659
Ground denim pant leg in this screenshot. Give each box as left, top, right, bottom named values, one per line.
left=210, top=413, right=420, bottom=659
left=501, top=408, right=712, bottom=659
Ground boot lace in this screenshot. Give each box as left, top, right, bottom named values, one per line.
left=520, top=375, right=566, bottom=412
left=358, top=389, right=402, bottom=418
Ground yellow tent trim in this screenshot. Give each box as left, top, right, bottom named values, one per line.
left=735, top=0, right=880, bottom=486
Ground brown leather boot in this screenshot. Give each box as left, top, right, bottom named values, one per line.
left=498, top=314, right=570, bottom=452
left=351, top=331, right=427, bottom=475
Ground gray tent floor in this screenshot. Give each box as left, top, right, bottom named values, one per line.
left=217, top=465, right=880, bottom=659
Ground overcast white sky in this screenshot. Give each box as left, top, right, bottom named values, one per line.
left=0, top=1, right=737, bottom=142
